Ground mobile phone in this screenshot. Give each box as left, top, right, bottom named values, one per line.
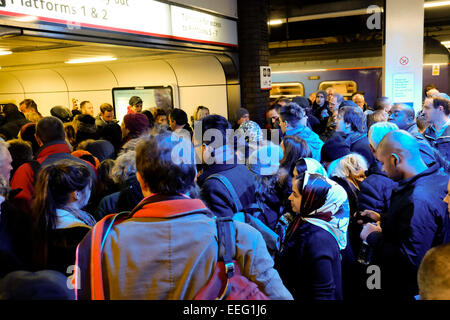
left=354, top=211, right=375, bottom=224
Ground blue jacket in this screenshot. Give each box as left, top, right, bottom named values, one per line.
left=367, top=165, right=450, bottom=299
left=405, top=123, right=436, bottom=167
left=285, top=126, right=324, bottom=161
left=358, top=161, right=398, bottom=214
left=197, top=163, right=256, bottom=218
left=276, top=221, right=343, bottom=300
left=424, top=124, right=450, bottom=163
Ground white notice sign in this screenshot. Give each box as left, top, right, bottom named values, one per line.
left=260, top=66, right=272, bottom=90
left=392, top=73, right=414, bottom=103
left=171, top=6, right=238, bottom=46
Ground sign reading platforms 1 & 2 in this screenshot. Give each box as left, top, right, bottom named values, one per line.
left=0, top=0, right=238, bottom=47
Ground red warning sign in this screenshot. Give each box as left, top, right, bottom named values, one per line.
left=400, top=56, right=409, bottom=65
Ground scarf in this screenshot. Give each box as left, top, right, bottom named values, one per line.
left=303, top=158, right=328, bottom=176
left=285, top=171, right=349, bottom=250
left=302, top=172, right=349, bottom=250
left=56, top=207, right=96, bottom=230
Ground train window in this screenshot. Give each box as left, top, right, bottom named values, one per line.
left=270, top=82, right=305, bottom=99
left=318, top=81, right=358, bottom=99
left=112, top=86, right=173, bottom=124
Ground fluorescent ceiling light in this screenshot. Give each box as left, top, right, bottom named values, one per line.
left=13, top=15, right=38, bottom=22
left=268, top=19, right=284, bottom=26
left=0, top=51, right=12, bottom=56
left=423, top=63, right=448, bottom=66
left=65, top=56, right=117, bottom=64
left=441, top=41, right=450, bottom=47
left=424, top=1, right=450, bottom=8
left=272, top=69, right=327, bottom=74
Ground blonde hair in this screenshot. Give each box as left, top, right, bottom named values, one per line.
left=328, top=153, right=368, bottom=189
left=25, top=112, right=43, bottom=124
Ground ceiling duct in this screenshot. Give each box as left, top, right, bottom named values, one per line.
left=0, top=26, right=22, bottom=38
left=424, top=36, right=450, bottom=54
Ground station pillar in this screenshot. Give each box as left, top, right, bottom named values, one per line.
left=383, top=0, right=424, bottom=113
left=237, top=0, right=270, bottom=128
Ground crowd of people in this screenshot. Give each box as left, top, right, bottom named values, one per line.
left=0, top=86, right=450, bottom=300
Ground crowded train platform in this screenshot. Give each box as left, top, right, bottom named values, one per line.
left=0, top=0, right=450, bottom=304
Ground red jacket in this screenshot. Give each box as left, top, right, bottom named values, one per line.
left=10, top=141, right=91, bottom=213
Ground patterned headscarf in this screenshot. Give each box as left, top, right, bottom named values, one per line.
left=289, top=172, right=349, bottom=250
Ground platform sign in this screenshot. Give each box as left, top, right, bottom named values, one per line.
left=260, top=66, right=272, bottom=90
left=392, top=72, right=414, bottom=104
left=0, top=0, right=238, bottom=47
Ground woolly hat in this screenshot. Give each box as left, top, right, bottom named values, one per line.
left=236, top=120, right=263, bottom=144
left=123, top=113, right=149, bottom=137
left=248, top=142, right=283, bottom=176
left=82, top=139, right=115, bottom=162
left=50, top=106, right=72, bottom=123
left=236, top=108, right=249, bottom=120
left=321, top=134, right=351, bottom=163
left=72, top=149, right=101, bottom=169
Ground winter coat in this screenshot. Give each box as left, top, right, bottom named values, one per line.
left=366, top=164, right=450, bottom=299
left=10, top=140, right=94, bottom=213
left=285, top=126, right=324, bottom=161
left=405, top=123, right=436, bottom=167
left=358, top=161, right=398, bottom=214
left=276, top=221, right=342, bottom=300
left=76, top=194, right=293, bottom=300
left=307, top=113, right=321, bottom=134
left=254, top=183, right=282, bottom=231
left=344, top=132, right=376, bottom=167
left=46, top=226, right=91, bottom=274
left=424, top=124, right=450, bottom=162
left=0, top=199, right=27, bottom=277
left=95, top=174, right=144, bottom=220
left=197, top=163, right=256, bottom=218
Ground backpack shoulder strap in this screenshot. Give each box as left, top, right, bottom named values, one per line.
left=215, top=217, right=236, bottom=300
left=215, top=217, right=236, bottom=278
left=206, top=174, right=242, bottom=213
left=74, top=211, right=130, bottom=300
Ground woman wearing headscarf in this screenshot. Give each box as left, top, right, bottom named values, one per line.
left=292, top=157, right=328, bottom=178
left=275, top=172, right=348, bottom=300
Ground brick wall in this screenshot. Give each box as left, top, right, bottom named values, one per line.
left=236, top=0, right=270, bottom=128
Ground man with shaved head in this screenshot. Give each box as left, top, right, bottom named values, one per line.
left=360, top=130, right=450, bottom=299
left=388, top=103, right=436, bottom=167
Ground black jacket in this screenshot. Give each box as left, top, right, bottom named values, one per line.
left=358, top=161, right=398, bottom=214
left=95, top=174, right=143, bottom=220
left=276, top=221, right=343, bottom=300
left=344, top=132, right=376, bottom=167
left=0, top=192, right=32, bottom=276
left=366, top=165, right=450, bottom=299
left=197, top=163, right=256, bottom=218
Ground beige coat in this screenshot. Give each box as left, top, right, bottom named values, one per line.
left=101, top=212, right=293, bottom=300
